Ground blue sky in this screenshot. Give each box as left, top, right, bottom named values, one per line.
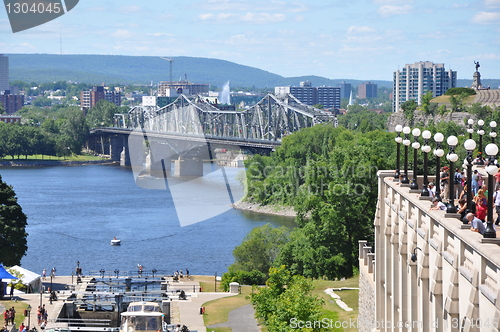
left=1, top=0, right=499, bottom=81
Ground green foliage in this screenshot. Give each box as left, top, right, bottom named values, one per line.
left=445, top=87, right=476, bottom=96
left=421, top=91, right=435, bottom=115
left=221, top=267, right=266, bottom=291
left=86, top=100, right=119, bottom=128
left=468, top=103, right=492, bottom=119
left=0, top=176, right=28, bottom=266
left=231, top=224, right=290, bottom=274
left=400, top=99, right=417, bottom=122
left=251, top=266, right=324, bottom=332
left=337, top=106, right=389, bottom=132
left=244, top=125, right=395, bottom=279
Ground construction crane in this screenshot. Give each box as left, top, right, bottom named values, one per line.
left=159, top=57, right=174, bottom=83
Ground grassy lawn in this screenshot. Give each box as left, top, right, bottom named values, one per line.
left=0, top=154, right=107, bottom=162
left=201, top=285, right=252, bottom=332
left=0, top=300, right=29, bottom=327
left=193, top=275, right=223, bottom=293
left=198, top=275, right=359, bottom=332
left=312, top=276, right=359, bottom=332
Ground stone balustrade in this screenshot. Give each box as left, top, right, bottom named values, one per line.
left=359, top=170, right=500, bottom=332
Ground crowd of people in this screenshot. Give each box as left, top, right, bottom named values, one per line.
left=422, top=161, right=500, bottom=235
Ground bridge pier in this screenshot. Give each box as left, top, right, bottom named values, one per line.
left=110, top=135, right=125, bottom=163
left=174, top=156, right=204, bottom=177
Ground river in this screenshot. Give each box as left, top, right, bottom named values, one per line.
left=0, top=164, right=295, bottom=276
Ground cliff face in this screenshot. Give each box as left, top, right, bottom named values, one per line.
left=387, top=110, right=472, bottom=132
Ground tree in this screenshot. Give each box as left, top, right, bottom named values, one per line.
left=86, top=100, right=118, bottom=127
left=421, top=91, right=435, bottom=115
left=231, top=224, right=289, bottom=274
left=0, top=176, right=28, bottom=266
left=400, top=99, right=417, bottom=122
left=251, top=265, right=324, bottom=332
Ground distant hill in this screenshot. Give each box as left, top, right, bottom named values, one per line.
left=457, top=78, right=500, bottom=89
left=6, top=53, right=393, bottom=89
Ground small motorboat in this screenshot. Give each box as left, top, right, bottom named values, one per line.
left=111, top=237, right=121, bottom=245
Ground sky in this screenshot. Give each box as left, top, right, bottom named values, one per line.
left=0, top=0, right=499, bottom=81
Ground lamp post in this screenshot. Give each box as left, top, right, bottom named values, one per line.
left=410, top=128, right=421, bottom=190
left=484, top=143, right=498, bottom=238
left=402, top=126, right=411, bottom=184
left=467, top=118, right=474, bottom=139
left=478, top=119, right=485, bottom=165
left=446, top=135, right=459, bottom=213
left=395, top=125, right=403, bottom=179
left=490, top=121, right=497, bottom=144
left=421, top=130, right=432, bottom=196
left=434, top=133, right=445, bottom=200
left=464, top=139, right=476, bottom=224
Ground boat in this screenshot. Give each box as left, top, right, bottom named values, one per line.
left=111, top=237, right=121, bottom=245
left=119, top=301, right=167, bottom=332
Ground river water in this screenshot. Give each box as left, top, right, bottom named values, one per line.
left=0, top=164, right=294, bottom=276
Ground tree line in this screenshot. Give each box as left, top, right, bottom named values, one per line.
left=0, top=100, right=124, bottom=159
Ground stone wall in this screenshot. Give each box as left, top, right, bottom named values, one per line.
left=387, top=110, right=472, bottom=132
left=358, top=253, right=375, bottom=332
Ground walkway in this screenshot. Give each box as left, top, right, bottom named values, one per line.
left=2, top=276, right=259, bottom=332
left=207, top=304, right=260, bottom=332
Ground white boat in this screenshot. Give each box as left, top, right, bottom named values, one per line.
left=120, top=302, right=167, bottom=332
left=111, top=237, right=121, bottom=245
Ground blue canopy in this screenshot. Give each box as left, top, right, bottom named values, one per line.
left=0, top=265, right=18, bottom=279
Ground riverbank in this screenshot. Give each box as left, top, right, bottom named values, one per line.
left=0, top=159, right=115, bottom=167
left=232, top=200, right=297, bottom=217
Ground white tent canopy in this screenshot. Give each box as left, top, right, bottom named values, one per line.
left=4, top=266, right=42, bottom=293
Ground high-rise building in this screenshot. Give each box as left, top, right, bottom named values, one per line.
left=393, top=61, right=456, bottom=112
left=358, top=82, right=378, bottom=99
left=0, top=54, right=9, bottom=92
left=275, top=83, right=341, bottom=109
left=0, top=91, right=24, bottom=114
left=81, top=86, right=121, bottom=110
left=339, top=81, right=352, bottom=99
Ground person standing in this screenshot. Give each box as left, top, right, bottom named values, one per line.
left=454, top=168, right=464, bottom=198
left=440, top=167, right=449, bottom=200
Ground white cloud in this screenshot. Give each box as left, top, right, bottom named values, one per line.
left=347, top=26, right=376, bottom=34
left=452, top=3, right=468, bottom=8
left=147, top=32, right=174, bottom=37
left=193, top=0, right=308, bottom=13
left=196, top=12, right=286, bottom=24
left=373, top=0, right=413, bottom=4
left=240, top=12, right=286, bottom=23
left=485, top=0, right=500, bottom=8
left=197, top=13, right=215, bottom=20
left=119, top=6, right=142, bottom=14
left=471, top=11, right=500, bottom=24
left=377, top=5, right=413, bottom=16
left=111, top=29, right=135, bottom=38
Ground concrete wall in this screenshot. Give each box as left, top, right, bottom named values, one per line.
left=359, top=170, right=500, bottom=332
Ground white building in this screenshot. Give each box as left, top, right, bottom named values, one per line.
left=393, top=61, right=456, bottom=112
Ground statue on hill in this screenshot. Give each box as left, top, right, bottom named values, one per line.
left=474, top=61, right=480, bottom=72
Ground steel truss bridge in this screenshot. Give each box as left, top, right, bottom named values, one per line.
left=114, top=93, right=337, bottom=141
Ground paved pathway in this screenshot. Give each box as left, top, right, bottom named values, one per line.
left=3, top=276, right=260, bottom=332
left=207, top=304, right=259, bottom=332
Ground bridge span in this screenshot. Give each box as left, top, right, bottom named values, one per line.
left=88, top=93, right=336, bottom=177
